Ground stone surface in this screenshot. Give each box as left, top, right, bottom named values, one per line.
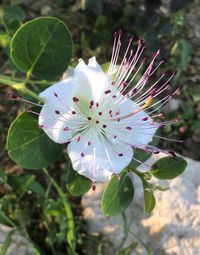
left=0, top=224, right=35, bottom=255
left=82, top=154, right=200, bottom=255
left=185, top=2, right=200, bottom=82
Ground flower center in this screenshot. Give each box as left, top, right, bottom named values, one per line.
left=72, top=94, right=114, bottom=135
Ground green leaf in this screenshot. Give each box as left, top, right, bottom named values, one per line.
left=116, top=242, right=138, bottom=255
left=16, top=175, right=35, bottom=200
left=179, top=39, right=192, bottom=72
left=4, top=5, right=25, bottom=23
left=10, top=175, right=46, bottom=198
left=0, top=33, right=10, bottom=48
left=0, top=211, right=17, bottom=228
left=66, top=164, right=92, bottom=196
left=150, top=156, right=187, bottom=180
left=42, top=168, right=76, bottom=252
left=143, top=189, right=156, bottom=213
left=29, top=179, right=46, bottom=197
left=0, top=168, right=7, bottom=182
left=6, top=111, right=63, bottom=169
left=0, top=230, right=15, bottom=255
left=10, top=17, right=73, bottom=80
left=101, top=62, right=110, bottom=72
left=131, top=149, right=152, bottom=169
left=101, top=174, right=134, bottom=217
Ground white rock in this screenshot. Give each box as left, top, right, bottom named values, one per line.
left=82, top=154, right=200, bottom=255
left=0, top=224, right=35, bottom=255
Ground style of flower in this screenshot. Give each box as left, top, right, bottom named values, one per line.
left=38, top=32, right=181, bottom=182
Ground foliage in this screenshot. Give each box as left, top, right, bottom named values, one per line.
left=0, top=0, right=194, bottom=254
left=101, top=174, right=134, bottom=217
left=7, top=110, right=63, bottom=169
left=10, top=17, right=73, bottom=80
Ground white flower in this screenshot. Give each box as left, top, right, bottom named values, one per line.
left=38, top=33, right=179, bottom=182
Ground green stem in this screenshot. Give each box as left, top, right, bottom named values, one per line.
left=0, top=75, right=18, bottom=86
left=118, top=212, right=128, bottom=250
left=0, top=211, right=17, bottom=228
left=0, top=74, right=53, bottom=86
left=129, top=167, right=150, bottom=188
left=0, top=75, right=42, bottom=101
left=20, top=86, right=41, bottom=101
left=42, top=168, right=76, bottom=254
left=0, top=17, right=11, bottom=39
left=129, top=167, right=144, bottom=178
left=118, top=210, right=136, bottom=250
left=129, top=230, right=153, bottom=255
left=0, top=230, right=15, bottom=255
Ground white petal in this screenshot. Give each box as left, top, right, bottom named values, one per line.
left=73, top=59, right=111, bottom=103
left=108, top=97, right=158, bottom=147
left=39, top=78, right=84, bottom=144
left=67, top=130, right=133, bottom=182
left=130, top=122, right=157, bottom=147
left=88, top=57, right=102, bottom=71
left=39, top=78, right=74, bottom=105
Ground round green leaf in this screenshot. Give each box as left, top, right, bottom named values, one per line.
left=101, top=62, right=110, bottom=72
left=101, top=174, right=134, bottom=217
left=66, top=165, right=92, bottom=196
left=150, top=156, right=187, bottom=180
left=6, top=111, right=63, bottom=169
left=10, top=17, right=73, bottom=80
left=144, top=189, right=156, bottom=213
left=4, top=5, right=25, bottom=23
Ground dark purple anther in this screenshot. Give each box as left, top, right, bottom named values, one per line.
left=169, top=151, right=177, bottom=158
left=105, top=90, right=111, bottom=95
left=73, top=97, right=79, bottom=102
left=92, top=184, right=96, bottom=191
left=151, top=164, right=158, bottom=170
left=9, top=94, right=18, bottom=99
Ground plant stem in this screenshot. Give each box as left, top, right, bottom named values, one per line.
left=128, top=167, right=150, bottom=189
left=42, top=168, right=76, bottom=254
left=129, top=167, right=144, bottom=178
left=0, top=75, right=42, bottom=101
left=0, top=74, right=54, bottom=85
left=0, top=211, right=17, bottom=228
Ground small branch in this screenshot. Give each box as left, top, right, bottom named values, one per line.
left=42, top=168, right=76, bottom=254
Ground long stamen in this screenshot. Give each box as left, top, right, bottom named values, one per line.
left=109, top=31, right=122, bottom=74
left=108, top=32, right=118, bottom=74
left=10, top=94, right=43, bottom=107
left=114, top=36, right=134, bottom=81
